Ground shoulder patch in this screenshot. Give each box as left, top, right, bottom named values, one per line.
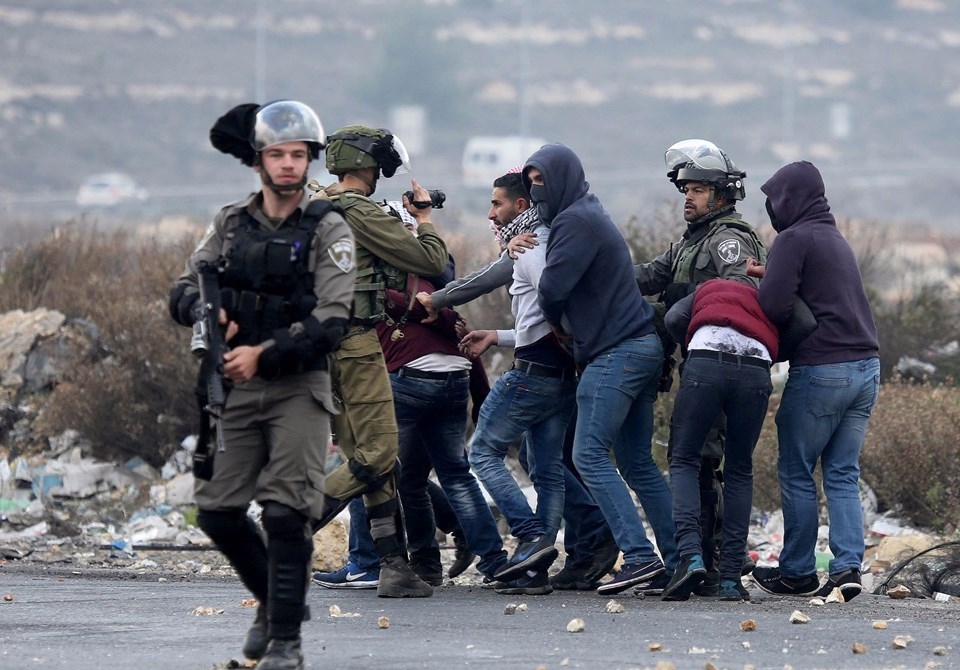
left=717, top=239, right=741, bottom=264
left=329, top=237, right=356, bottom=273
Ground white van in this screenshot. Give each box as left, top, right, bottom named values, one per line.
left=461, top=136, right=547, bottom=188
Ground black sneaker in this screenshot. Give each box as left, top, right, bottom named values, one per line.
left=634, top=571, right=671, bottom=596
left=550, top=565, right=596, bottom=591
left=582, top=537, right=621, bottom=584
left=495, top=570, right=553, bottom=595
left=661, top=554, right=706, bottom=601
left=494, top=536, right=559, bottom=582
left=815, top=568, right=863, bottom=601
left=448, top=534, right=476, bottom=579
left=742, top=553, right=757, bottom=576
left=718, top=578, right=751, bottom=601
left=694, top=569, right=719, bottom=597
left=752, top=566, right=821, bottom=596
left=596, top=560, right=664, bottom=595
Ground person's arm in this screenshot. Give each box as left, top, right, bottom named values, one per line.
left=634, top=242, right=678, bottom=296
left=664, top=291, right=695, bottom=345
left=706, top=227, right=762, bottom=286
left=538, top=220, right=596, bottom=327
left=168, top=209, right=229, bottom=327
left=427, top=250, right=514, bottom=310
left=348, top=197, right=448, bottom=277
left=757, top=234, right=805, bottom=325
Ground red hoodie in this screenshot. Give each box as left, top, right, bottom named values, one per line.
left=687, top=279, right=780, bottom=361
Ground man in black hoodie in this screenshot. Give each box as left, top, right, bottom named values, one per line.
left=748, top=161, right=880, bottom=602
left=532, top=143, right=679, bottom=596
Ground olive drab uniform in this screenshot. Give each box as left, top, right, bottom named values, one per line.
left=169, top=189, right=355, bottom=656
left=309, top=182, right=448, bottom=517
left=635, top=205, right=766, bottom=585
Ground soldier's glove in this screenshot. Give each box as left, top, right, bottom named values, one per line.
left=662, top=282, right=694, bottom=308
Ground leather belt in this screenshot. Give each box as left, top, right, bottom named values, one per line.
left=399, top=367, right=469, bottom=381
left=687, top=350, right=770, bottom=369
left=511, top=359, right=574, bottom=380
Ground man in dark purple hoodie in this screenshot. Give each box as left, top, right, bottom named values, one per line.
left=747, top=161, right=880, bottom=602
left=531, top=143, right=679, bottom=595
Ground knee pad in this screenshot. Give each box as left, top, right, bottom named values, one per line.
left=260, top=502, right=308, bottom=540
left=197, top=508, right=250, bottom=544
left=365, top=497, right=399, bottom=521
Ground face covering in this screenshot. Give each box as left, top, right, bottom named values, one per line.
left=529, top=183, right=552, bottom=223
left=765, top=197, right=780, bottom=232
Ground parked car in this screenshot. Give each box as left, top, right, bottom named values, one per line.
left=76, top=173, right=148, bottom=207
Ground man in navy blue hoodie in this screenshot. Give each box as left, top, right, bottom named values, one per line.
left=748, top=161, right=880, bottom=602
left=530, top=143, right=679, bottom=595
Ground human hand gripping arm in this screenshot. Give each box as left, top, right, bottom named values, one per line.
left=459, top=329, right=499, bottom=359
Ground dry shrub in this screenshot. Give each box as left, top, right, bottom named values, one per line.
left=750, top=394, right=783, bottom=513
left=860, top=381, right=960, bottom=532
left=0, top=224, right=198, bottom=466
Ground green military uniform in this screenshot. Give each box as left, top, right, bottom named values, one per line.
left=311, top=182, right=447, bottom=512
left=175, top=189, right=355, bottom=516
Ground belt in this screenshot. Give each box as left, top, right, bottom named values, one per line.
left=399, top=367, right=469, bottom=381
left=511, top=359, right=575, bottom=380
left=687, top=350, right=770, bottom=369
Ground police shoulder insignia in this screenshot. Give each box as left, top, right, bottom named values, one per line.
left=329, top=238, right=355, bottom=273
left=717, top=239, right=741, bottom=264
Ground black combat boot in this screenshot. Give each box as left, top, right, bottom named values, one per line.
left=241, top=604, right=268, bottom=661
left=371, top=507, right=432, bottom=598
left=448, top=530, right=476, bottom=579
left=257, top=638, right=304, bottom=670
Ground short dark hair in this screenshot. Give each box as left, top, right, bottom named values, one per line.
left=492, top=172, right=529, bottom=202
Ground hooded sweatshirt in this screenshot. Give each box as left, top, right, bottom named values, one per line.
left=530, top=143, right=656, bottom=364
left=759, top=161, right=878, bottom=366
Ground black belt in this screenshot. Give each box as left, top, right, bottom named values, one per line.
left=512, top=359, right=575, bottom=380
left=687, top=350, right=770, bottom=369
left=398, top=367, right=469, bottom=381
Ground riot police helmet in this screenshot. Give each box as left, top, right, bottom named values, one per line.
left=251, top=100, right=325, bottom=160
left=325, top=125, right=411, bottom=178
left=665, top=139, right=746, bottom=201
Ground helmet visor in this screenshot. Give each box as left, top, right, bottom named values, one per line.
left=252, top=101, right=325, bottom=152
left=385, top=134, right=411, bottom=176
left=664, top=139, right=728, bottom=173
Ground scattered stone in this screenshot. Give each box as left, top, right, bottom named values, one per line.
left=504, top=603, right=517, bottom=615
left=824, top=588, right=843, bottom=604
left=377, top=616, right=390, bottom=629
left=892, top=635, right=914, bottom=649
left=516, top=603, right=527, bottom=612
left=605, top=600, right=624, bottom=614
left=688, top=647, right=707, bottom=654
left=740, top=619, right=757, bottom=632
left=560, top=659, right=569, bottom=666
left=653, top=662, right=676, bottom=670
left=189, top=606, right=224, bottom=616
left=926, top=662, right=942, bottom=669
left=328, top=604, right=359, bottom=618
left=648, top=642, right=662, bottom=652
left=852, top=642, right=867, bottom=654
left=872, top=620, right=888, bottom=630
left=789, top=610, right=810, bottom=624
left=888, top=585, right=911, bottom=599
left=566, top=618, right=585, bottom=633
left=808, top=597, right=824, bottom=606
left=705, top=662, right=719, bottom=670
left=933, top=646, right=947, bottom=656
left=742, top=641, right=751, bottom=649
left=329, top=604, right=341, bottom=617
left=3, top=593, right=12, bottom=602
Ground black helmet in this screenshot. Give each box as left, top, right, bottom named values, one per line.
left=665, top=139, right=746, bottom=201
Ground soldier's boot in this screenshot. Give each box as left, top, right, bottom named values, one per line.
left=197, top=509, right=270, bottom=660
left=370, top=504, right=432, bottom=598
left=261, top=502, right=312, bottom=670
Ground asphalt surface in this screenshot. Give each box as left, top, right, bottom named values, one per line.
left=1, top=563, right=959, bottom=670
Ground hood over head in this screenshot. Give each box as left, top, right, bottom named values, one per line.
left=522, top=143, right=589, bottom=223
left=760, top=160, right=833, bottom=232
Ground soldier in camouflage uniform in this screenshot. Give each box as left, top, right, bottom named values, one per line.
left=309, top=125, right=448, bottom=598
left=169, top=101, right=355, bottom=670
left=634, top=139, right=766, bottom=596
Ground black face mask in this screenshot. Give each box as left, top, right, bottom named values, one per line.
left=529, top=184, right=552, bottom=223
left=765, top=197, right=780, bottom=232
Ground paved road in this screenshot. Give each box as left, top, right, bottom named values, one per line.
left=1, top=565, right=958, bottom=670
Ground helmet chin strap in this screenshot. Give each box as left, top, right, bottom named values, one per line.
left=261, top=170, right=307, bottom=196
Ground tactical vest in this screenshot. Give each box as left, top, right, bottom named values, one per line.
left=325, top=191, right=407, bottom=326
left=219, top=199, right=337, bottom=349
left=672, top=211, right=766, bottom=284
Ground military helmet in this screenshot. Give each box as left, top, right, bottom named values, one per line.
left=325, top=125, right=411, bottom=178
left=665, top=139, right=746, bottom=201
left=251, top=100, right=325, bottom=160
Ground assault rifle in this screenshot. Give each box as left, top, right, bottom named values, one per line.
left=190, top=261, right=229, bottom=481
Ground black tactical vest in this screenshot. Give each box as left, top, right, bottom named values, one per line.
left=219, top=200, right=336, bottom=347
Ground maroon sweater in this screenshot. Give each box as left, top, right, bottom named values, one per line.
left=687, top=279, right=780, bottom=361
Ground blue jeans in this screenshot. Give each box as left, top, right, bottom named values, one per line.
left=469, top=367, right=576, bottom=544
left=776, top=358, right=880, bottom=577
left=573, top=334, right=679, bottom=569
left=669, top=353, right=772, bottom=581
left=347, top=497, right=379, bottom=572
left=392, top=369, right=508, bottom=578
